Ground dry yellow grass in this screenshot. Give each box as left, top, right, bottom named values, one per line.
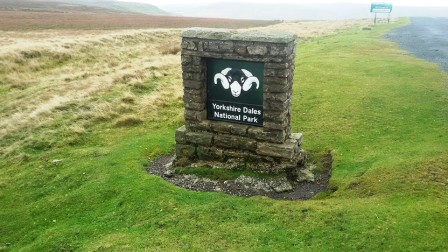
left=0, top=28, right=183, bottom=156
left=0, top=20, right=369, bottom=157
left=246, top=19, right=374, bottom=39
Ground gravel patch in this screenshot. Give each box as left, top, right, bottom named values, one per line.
left=147, top=152, right=332, bottom=200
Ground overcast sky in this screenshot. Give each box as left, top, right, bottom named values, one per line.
left=118, top=0, right=448, bottom=7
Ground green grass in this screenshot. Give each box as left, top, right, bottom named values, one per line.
left=292, top=19, right=448, bottom=195
left=1, top=18, right=447, bottom=251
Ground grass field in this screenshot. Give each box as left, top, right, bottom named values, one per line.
left=0, top=10, right=279, bottom=31
left=0, top=18, right=447, bottom=251
left=0, top=0, right=274, bottom=30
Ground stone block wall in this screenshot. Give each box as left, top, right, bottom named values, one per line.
left=175, top=28, right=304, bottom=174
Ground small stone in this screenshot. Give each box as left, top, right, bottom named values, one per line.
left=235, top=175, right=251, bottom=184
left=248, top=128, right=286, bottom=143
left=256, top=142, right=297, bottom=159
left=185, top=132, right=213, bottom=146
left=247, top=45, right=268, bottom=55
left=196, top=146, right=224, bottom=161
left=270, top=45, right=288, bottom=56
left=181, top=39, right=197, bottom=50
left=163, top=158, right=174, bottom=169
left=307, top=164, right=317, bottom=171
left=235, top=175, right=271, bottom=192
left=273, top=182, right=293, bottom=193
left=175, top=126, right=187, bottom=144
left=268, top=177, right=293, bottom=192
left=183, top=80, right=202, bottom=89
left=52, top=159, right=62, bottom=165
left=254, top=181, right=270, bottom=192
left=290, top=133, right=303, bottom=145
left=231, top=124, right=249, bottom=136
left=175, top=144, right=196, bottom=159
left=174, top=157, right=191, bottom=167
left=297, top=169, right=315, bottom=183
left=163, top=170, right=174, bottom=178
left=235, top=45, right=247, bottom=55
left=214, top=134, right=256, bottom=151
left=210, top=121, right=232, bottom=134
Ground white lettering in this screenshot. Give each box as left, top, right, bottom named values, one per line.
left=214, top=111, right=241, bottom=121
left=212, top=103, right=241, bottom=113
left=243, top=115, right=258, bottom=123
left=243, top=107, right=261, bottom=115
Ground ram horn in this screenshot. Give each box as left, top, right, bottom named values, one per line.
left=242, top=76, right=259, bottom=91
left=241, top=69, right=253, bottom=77
left=221, top=68, right=232, bottom=75
left=214, top=73, right=230, bottom=89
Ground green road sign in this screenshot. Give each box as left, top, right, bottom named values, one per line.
left=207, top=58, right=264, bottom=127
left=371, top=3, right=393, bottom=13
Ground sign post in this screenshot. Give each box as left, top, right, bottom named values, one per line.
left=175, top=28, right=304, bottom=174
left=370, top=2, right=393, bottom=24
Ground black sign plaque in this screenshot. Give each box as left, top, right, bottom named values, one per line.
left=207, top=59, right=264, bottom=127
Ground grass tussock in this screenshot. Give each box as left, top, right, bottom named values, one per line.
left=20, top=50, right=42, bottom=59
left=157, top=42, right=181, bottom=55
left=121, top=92, right=136, bottom=104
left=114, top=115, right=144, bottom=127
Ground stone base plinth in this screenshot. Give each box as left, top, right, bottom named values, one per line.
left=174, top=125, right=305, bottom=174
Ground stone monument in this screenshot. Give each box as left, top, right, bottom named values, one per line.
left=175, top=28, right=305, bottom=174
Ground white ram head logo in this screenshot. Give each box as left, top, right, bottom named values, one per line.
left=213, top=68, right=260, bottom=97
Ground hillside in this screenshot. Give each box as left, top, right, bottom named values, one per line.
left=51, top=0, right=170, bottom=16
left=0, top=11, right=278, bottom=30
left=0, top=0, right=280, bottom=31
left=0, top=0, right=169, bottom=16
left=0, top=0, right=121, bottom=13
